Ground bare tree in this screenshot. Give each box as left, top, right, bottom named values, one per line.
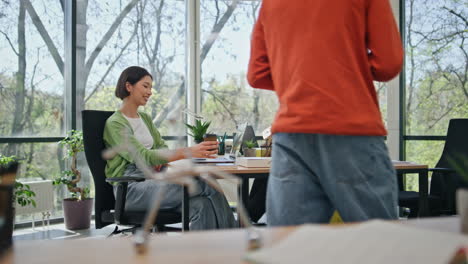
left=23, top=0, right=141, bottom=128
left=406, top=0, right=467, bottom=132
left=153, top=0, right=240, bottom=126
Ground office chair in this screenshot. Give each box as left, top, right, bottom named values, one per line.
left=82, top=110, right=183, bottom=234
left=399, top=119, right=468, bottom=217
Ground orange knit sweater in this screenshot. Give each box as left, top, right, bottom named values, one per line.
left=247, top=0, right=403, bottom=136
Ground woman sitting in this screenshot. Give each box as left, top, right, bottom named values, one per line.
left=103, top=66, right=236, bottom=230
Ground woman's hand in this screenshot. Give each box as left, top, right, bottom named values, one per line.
left=189, top=141, right=219, bottom=158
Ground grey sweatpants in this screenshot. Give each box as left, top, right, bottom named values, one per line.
left=267, top=133, right=398, bottom=226
left=114, top=164, right=236, bottom=230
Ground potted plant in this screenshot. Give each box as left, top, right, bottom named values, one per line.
left=0, top=155, right=20, bottom=185
left=0, top=155, right=37, bottom=208
left=243, top=140, right=257, bottom=157
left=185, top=119, right=211, bottom=144
left=53, top=130, right=93, bottom=230
left=0, top=154, right=36, bottom=248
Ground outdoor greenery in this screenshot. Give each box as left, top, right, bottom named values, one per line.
left=403, top=0, right=468, bottom=190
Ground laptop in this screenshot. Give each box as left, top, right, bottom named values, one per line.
left=192, top=126, right=245, bottom=164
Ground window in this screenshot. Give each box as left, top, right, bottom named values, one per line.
left=0, top=1, right=66, bottom=220
left=200, top=0, right=278, bottom=136
left=0, top=142, right=67, bottom=222
left=0, top=1, right=65, bottom=138
left=403, top=0, right=467, bottom=190
left=404, top=0, right=467, bottom=136
left=82, top=0, right=186, bottom=137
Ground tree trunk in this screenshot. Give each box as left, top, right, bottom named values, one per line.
left=8, top=0, right=27, bottom=155
left=252, top=90, right=260, bottom=131
left=75, top=0, right=89, bottom=130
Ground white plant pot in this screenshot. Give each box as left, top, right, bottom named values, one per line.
left=456, top=188, right=468, bottom=234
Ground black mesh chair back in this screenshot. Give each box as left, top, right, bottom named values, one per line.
left=82, top=110, right=115, bottom=228
left=430, top=118, right=468, bottom=214
left=82, top=110, right=182, bottom=231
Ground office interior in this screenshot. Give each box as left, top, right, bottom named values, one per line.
left=1, top=0, right=467, bottom=263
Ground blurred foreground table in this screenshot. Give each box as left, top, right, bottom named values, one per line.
left=3, top=216, right=460, bottom=264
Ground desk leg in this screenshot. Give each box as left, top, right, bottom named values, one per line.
left=237, top=176, right=250, bottom=227
left=182, top=186, right=189, bottom=231
left=418, top=169, right=429, bottom=217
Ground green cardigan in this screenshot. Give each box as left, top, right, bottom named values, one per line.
left=103, top=110, right=168, bottom=179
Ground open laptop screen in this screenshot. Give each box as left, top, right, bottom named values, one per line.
left=229, top=128, right=245, bottom=158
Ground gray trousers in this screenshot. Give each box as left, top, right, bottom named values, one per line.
left=267, top=133, right=398, bottom=226
left=114, top=164, right=236, bottom=230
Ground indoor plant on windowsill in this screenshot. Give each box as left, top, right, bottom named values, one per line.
left=0, top=155, right=37, bottom=209
left=0, top=154, right=36, bottom=246
left=185, top=119, right=211, bottom=144
left=53, top=130, right=93, bottom=230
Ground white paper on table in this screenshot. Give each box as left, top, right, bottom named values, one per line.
left=244, top=220, right=468, bottom=264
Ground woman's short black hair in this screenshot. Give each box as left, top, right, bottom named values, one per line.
left=115, top=66, right=153, bottom=100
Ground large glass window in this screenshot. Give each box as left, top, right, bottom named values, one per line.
left=82, top=0, right=186, bottom=137
left=200, top=0, right=278, bottom=135
left=405, top=0, right=467, bottom=136
left=403, top=0, right=467, bottom=191
left=0, top=142, right=67, bottom=222
left=0, top=1, right=66, bottom=221
left=0, top=1, right=65, bottom=138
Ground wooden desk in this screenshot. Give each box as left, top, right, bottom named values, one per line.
left=392, top=161, right=429, bottom=217
left=181, top=161, right=428, bottom=230
left=2, top=216, right=460, bottom=264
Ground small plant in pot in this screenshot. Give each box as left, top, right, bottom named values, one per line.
left=243, top=140, right=257, bottom=157
left=53, top=130, right=93, bottom=230
left=0, top=155, right=20, bottom=184
left=185, top=119, right=211, bottom=144
left=0, top=154, right=36, bottom=249
left=0, top=155, right=37, bottom=208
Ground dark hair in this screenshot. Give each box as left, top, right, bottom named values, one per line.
left=115, top=66, right=153, bottom=100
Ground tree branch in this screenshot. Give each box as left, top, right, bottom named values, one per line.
left=200, top=0, right=239, bottom=62
left=202, top=88, right=238, bottom=128
left=443, top=6, right=468, bottom=27
left=84, top=21, right=139, bottom=103
left=85, top=0, right=140, bottom=77
left=153, top=0, right=240, bottom=126
left=23, top=0, right=64, bottom=76
left=0, top=30, right=19, bottom=56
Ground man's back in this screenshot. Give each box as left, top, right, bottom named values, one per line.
left=248, top=0, right=403, bottom=136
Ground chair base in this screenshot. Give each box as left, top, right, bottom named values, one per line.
left=108, top=225, right=139, bottom=237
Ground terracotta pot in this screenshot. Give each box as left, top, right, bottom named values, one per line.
left=63, top=198, right=93, bottom=230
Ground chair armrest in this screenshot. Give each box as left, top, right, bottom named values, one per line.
left=428, top=167, right=456, bottom=174
left=106, top=176, right=145, bottom=183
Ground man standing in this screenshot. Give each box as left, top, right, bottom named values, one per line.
left=247, top=0, right=403, bottom=225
